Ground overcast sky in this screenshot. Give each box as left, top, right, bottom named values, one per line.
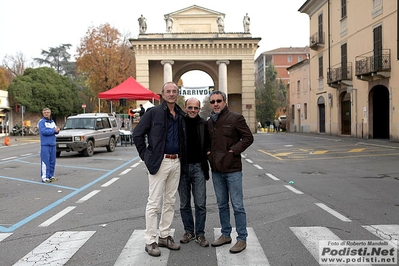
left=1, top=0, right=309, bottom=89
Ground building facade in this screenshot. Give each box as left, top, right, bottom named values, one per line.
left=299, top=0, right=398, bottom=140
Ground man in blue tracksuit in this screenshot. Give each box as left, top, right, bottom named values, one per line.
left=38, top=107, right=60, bottom=183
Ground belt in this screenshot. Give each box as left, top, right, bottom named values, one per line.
left=164, top=154, right=179, bottom=159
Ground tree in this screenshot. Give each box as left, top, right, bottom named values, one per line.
left=75, top=23, right=136, bottom=111
left=34, top=44, right=75, bottom=77
left=255, top=63, right=279, bottom=125
left=2, top=52, right=28, bottom=77
left=7, top=67, right=82, bottom=116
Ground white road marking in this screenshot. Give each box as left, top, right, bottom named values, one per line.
left=362, top=224, right=399, bottom=248
left=101, top=177, right=119, bottom=187
left=266, top=173, right=279, bottom=180
left=315, top=203, right=352, bottom=222
left=290, top=226, right=347, bottom=266
left=245, top=159, right=253, bottom=163
left=13, top=231, right=95, bottom=265
left=38, top=206, right=76, bottom=227
left=119, top=169, right=132, bottom=175
left=75, top=190, right=101, bottom=203
left=253, top=164, right=263, bottom=169
left=284, top=185, right=304, bottom=194
left=1, top=157, right=17, bottom=161
left=0, top=233, right=12, bottom=242
left=131, top=163, right=140, bottom=168
left=114, top=229, right=175, bottom=266
left=213, top=227, right=270, bottom=266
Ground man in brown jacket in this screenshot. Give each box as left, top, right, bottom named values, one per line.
left=206, top=90, right=254, bottom=254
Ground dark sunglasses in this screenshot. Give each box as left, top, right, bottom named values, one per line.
left=187, top=106, right=199, bottom=110
left=209, top=99, right=223, bottom=104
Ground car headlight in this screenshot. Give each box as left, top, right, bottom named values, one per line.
left=74, top=136, right=84, bottom=141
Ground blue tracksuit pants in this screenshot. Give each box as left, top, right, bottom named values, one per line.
left=41, top=145, right=56, bottom=181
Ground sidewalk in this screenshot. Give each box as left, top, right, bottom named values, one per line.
left=0, top=133, right=40, bottom=146
left=256, top=130, right=399, bottom=150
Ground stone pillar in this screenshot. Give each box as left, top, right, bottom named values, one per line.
left=216, top=60, right=230, bottom=100
left=161, top=60, right=174, bottom=84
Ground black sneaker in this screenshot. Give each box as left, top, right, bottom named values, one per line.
left=180, top=232, right=195, bottom=244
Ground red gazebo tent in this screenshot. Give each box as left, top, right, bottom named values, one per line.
left=98, top=76, right=160, bottom=101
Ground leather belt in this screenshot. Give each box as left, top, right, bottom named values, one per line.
left=164, top=154, right=179, bottom=159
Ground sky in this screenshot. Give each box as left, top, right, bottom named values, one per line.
left=0, top=0, right=309, bottom=90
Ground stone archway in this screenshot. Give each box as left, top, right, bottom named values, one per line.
left=129, top=5, right=260, bottom=132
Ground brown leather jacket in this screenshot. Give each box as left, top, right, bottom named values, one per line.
left=207, top=107, right=254, bottom=173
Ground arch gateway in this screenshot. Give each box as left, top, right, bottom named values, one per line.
left=129, top=5, right=261, bottom=133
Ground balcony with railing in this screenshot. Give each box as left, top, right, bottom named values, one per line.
left=309, top=32, right=325, bottom=50
left=327, top=62, right=352, bottom=88
left=355, top=49, right=391, bottom=81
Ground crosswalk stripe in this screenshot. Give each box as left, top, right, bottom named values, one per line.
left=362, top=224, right=399, bottom=248
left=0, top=233, right=12, bottom=242
left=213, top=227, right=270, bottom=266
left=13, top=231, right=95, bottom=266
left=290, top=226, right=344, bottom=266
left=114, top=229, right=175, bottom=266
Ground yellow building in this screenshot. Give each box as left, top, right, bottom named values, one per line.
left=298, top=0, right=398, bottom=140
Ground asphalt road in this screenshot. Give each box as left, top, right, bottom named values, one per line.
left=0, top=133, right=398, bottom=266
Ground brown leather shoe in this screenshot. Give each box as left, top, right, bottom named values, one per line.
left=180, top=232, right=195, bottom=244
left=196, top=235, right=209, bottom=247
left=145, top=242, right=161, bottom=257
left=229, top=240, right=246, bottom=253
left=158, top=236, right=180, bottom=250
left=211, top=235, right=232, bottom=247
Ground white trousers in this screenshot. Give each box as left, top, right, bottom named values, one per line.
left=145, top=157, right=181, bottom=244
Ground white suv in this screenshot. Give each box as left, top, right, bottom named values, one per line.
left=56, top=113, right=120, bottom=157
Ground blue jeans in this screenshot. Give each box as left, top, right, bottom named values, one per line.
left=178, top=163, right=207, bottom=236
left=212, top=171, right=247, bottom=241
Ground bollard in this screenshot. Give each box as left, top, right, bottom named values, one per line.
left=4, top=137, right=10, bottom=146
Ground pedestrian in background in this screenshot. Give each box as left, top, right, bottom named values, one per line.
left=265, top=118, right=271, bottom=132
left=38, top=107, right=60, bottom=183
left=133, top=81, right=187, bottom=257
left=206, top=90, right=254, bottom=254
left=178, top=97, right=210, bottom=248
left=139, top=104, right=145, bottom=118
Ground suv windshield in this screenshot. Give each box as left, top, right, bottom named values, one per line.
left=63, top=118, right=96, bottom=130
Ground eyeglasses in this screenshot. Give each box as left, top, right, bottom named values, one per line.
left=187, top=106, right=199, bottom=111
left=209, top=99, right=223, bottom=104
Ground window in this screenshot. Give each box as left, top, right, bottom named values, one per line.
left=287, top=55, right=292, bottom=63
left=291, top=105, right=295, bottom=119
left=298, top=55, right=303, bottom=62
left=341, top=0, right=347, bottom=19
left=318, top=13, right=323, bottom=43
left=318, top=56, right=324, bottom=78
left=304, top=103, right=308, bottom=119
left=341, top=43, right=348, bottom=79
left=297, top=80, right=301, bottom=93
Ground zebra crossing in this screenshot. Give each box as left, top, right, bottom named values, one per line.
left=2, top=225, right=397, bottom=265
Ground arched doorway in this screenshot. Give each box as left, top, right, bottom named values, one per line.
left=370, top=85, right=389, bottom=139
left=317, top=96, right=326, bottom=133
left=341, top=92, right=351, bottom=135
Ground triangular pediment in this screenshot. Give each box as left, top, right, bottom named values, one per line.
left=166, top=5, right=224, bottom=17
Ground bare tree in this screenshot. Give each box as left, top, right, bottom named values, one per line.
left=2, top=52, right=27, bottom=76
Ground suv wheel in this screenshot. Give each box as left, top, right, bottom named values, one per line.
left=106, top=137, right=116, bottom=152
left=82, top=140, right=94, bottom=157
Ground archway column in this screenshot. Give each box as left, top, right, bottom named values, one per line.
left=161, top=60, right=174, bottom=83
left=216, top=60, right=230, bottom=99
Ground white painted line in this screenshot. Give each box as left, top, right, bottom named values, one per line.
left=266, top=173, right=279, bottom=181
left=290, top=226, right=347, bottom=266
left=114, top=229, right=175, bottom=266
left=0, top=233, right=12, bottom=242
left=1, top=156, right=17, bottom=161
left=213, top=227, right=270, bottom=266
left=284, top=185, right=304, bottom=194
left=21, top=153, right=33, bottom=157
left=101, top=177, right=119, bottom=187
left=76, top=190, right=101, bottom=204
left=119, top=169, right=132, bottom=175
left=14, top=231, right=95, bottom=265
left=253, top=164, right=263, bottom=169
left=362, top=224, right=399, bottom=248
left=38, top=206, right=76, bottom=227
left=131, top=162, right=140, bottom=168
left=245, top=159, right=253, bottom=163
left=315, top=203, right=352, bottom=222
